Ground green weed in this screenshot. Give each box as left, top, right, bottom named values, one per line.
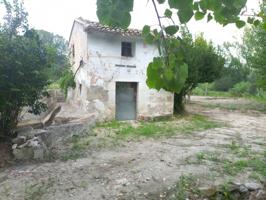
left=196, top=151, right=221, bottom=163
left=167, top=175, right=202, bottom=200
left=24, top=178, right=55, bottom=200
left=224, top=141, right=252, bottom=157
left=223, top=159, right=266, bottom=176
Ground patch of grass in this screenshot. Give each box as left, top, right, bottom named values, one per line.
left=167, top=175, right=202, bottom=200
left=113, top=115, right=222, bottom=139
left=220, top=141, right=266, bottom=177
left=224, top=141, right=252, bottom=157
left=207, top=91, right=233, bottom=98
left=116, top=122, right=176, bottom=139
left=247, top=95, right=266, bottom=104
left=96, top=120, right=125, bottom=129
left=94, top=115, right=222, bottom=140
left=201, top=101, right=266, bottom=113
left=223, top=159, right=266, bottom=177
left=60, top=115, right=222, bottom=161
left=196, top=151, right=222, bottom=163
left=24, top=178, right=55, bottom=200
left=180, top=115, right=222, bottom=134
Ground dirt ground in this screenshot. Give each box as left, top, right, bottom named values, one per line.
left=0, top=96, right=265, bottom=200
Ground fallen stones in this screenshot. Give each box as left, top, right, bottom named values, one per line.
left=12, top=117, right=96, bottom=161
left=17, top=129, right=47, bottom=140
left=12, top=136, right=48, bottom=160
left=244, top=182, right=262, bottom=191
left=12, top=136, right=26, bottom=146
left=12, top=129, right=49, bottom=160
left=199, top=182, right=265, bottom=200
left=239, top=185, right=249, bottom=193
left=198, top=185, right=217, bottom=197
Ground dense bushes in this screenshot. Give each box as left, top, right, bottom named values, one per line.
left=229, top=82, right=251, bottom=97
left=0, top=1, right=53, bottom=141
left=59, top=69, right=76, bottom=97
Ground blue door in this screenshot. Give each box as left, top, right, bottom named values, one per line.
left=116, top=82, right=137, bottom=120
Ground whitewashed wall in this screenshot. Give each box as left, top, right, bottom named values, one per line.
left=68, top=21, right=174, bottom=120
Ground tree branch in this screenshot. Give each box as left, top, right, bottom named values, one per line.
left=151, top=0, right=169, bottom=60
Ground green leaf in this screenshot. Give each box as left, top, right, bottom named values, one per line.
left=247, top=17, right=254, bottom=24
left=177, top=7, right=194, bottom=24
left=164, top=9, right=172, bottom=18
left=193, top=2, right=200, bottom=11
left=253, top=20, right=260, bottom=26
left=165, top=25, right=179, bottom=35
left=157, top=0, right=166, bottom=4
left=142, top=25, right=155, bottom=44
left=144, top=33, right=155, bottom=44
left=142, top=25, right=151, bottom=36
left=195, top=11, right=205, bottom=20
left=233, top=0, right=247, bottom=10
left=173, top=63, right=188, bottom=93
left=97, top=0, right=133, bottom=28
left=262, top=22, right=266, bottom=30
left=207, top=13, right=213, bottom=22
left=168, top=0, right=192, bottom=9
left=235, top=20, right=246, bottom=28
left=146, top=57, right=164, bottom=90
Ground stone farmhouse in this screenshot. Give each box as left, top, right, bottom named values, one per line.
left=68, top=17, right=174, bottom=121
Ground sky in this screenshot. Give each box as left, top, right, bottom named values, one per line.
left=0, top=0, right=261, bottom=45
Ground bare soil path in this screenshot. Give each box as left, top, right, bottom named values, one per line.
left=0, top=96, right=265, bottom=200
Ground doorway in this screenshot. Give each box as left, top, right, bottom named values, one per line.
left=115, top=82, right=137, bottom=120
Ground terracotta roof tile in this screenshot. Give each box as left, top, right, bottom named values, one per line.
left=77, top=17, right=142, bottom=37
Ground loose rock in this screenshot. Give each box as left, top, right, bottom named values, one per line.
left=244, top=182, right=262, bottom=191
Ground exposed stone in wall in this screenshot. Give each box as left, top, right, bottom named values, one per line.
left=86, top=86, right=108, bottom=102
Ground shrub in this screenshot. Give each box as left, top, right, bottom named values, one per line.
left=229, top=82, right=251, bottom=97
left=59, top=69, right=76, bottom=97
left=192, top=83, right=215, bottom=96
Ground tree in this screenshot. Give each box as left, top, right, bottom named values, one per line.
left=242, top=25, right=266, bottom=90
left=36, top=30, right=69, bottom=82
left=214, top=42, right=250, bottom=91
left=96, top=0, right=263, bottom=113
left=174, top=29, right=224, bottom=112
left=0, top=0, right=53, bottom=141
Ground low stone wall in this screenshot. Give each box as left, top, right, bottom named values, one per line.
left=13, top=115, right=96, bottom=160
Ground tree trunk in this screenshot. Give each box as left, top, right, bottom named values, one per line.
left=174, top=92, right=185, bottom=114
left=0, top=106, right=20, bottom=142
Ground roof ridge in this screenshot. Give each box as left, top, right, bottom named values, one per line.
left=76, top=17, right=142, bottom=37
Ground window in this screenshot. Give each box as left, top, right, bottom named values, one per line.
left=121, top=42, right=133, bottom=57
